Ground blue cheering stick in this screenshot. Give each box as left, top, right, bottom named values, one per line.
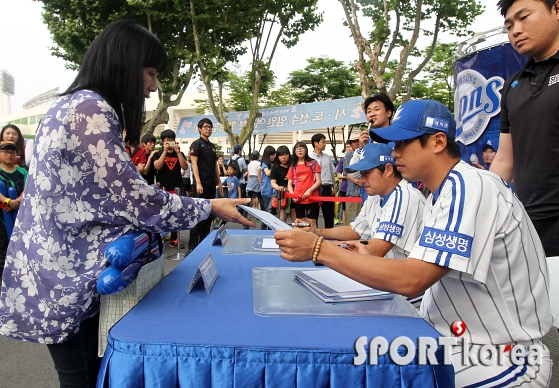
left=96, top=231, right=166, bottom=295
left=97, top=243, right=162, bottom=295
left=0, top=181, right=14, bottom=239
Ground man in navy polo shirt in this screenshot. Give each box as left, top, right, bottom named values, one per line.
left=188, top=118, right=222, bottom=251
left=491, top=0, right=559, bottom=256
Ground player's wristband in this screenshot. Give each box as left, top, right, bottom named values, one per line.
left=3, top=198, right=10, bottom=206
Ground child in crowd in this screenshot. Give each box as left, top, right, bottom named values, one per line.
left=246, top=150, right=262, bottom=209
left=271, top=145, right=293, bottom=222
left=224, top=163, right=241, bottom=199
left=287, top=141, right=321, bottom=228
left=0, top=141, right=27, bottom=277
left=216, top=155, right=228, bottom=198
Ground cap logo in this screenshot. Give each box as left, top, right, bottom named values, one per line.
left=379, top=155, right=394, bottom=163
left=454, top=69, right=503, bottom=145
left=425, top=116, right=449, bottom=132
left=392, top=106, right=404, bottom=122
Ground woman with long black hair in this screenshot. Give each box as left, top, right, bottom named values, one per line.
left=0, top=20, right=252, bottom=387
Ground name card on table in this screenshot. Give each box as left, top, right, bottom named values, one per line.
left=187, top=253, right=219, bottom=294
left=212, top=225, right=229, bottom=246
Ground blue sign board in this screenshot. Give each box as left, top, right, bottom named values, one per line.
left=176, top=96, right=366, bottom=138
left=453, top=43, right=528, bottom=166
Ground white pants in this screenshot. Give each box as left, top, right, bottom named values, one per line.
left=452, top=339, right=552, bottom=387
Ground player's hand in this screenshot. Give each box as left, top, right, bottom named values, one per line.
left=346, top=240, right=369, bottom=255
left=274, top=228, right=317, bottom=262
left=196, top=182, right=204, bottom=194
left=294, top=218, right=315, bottom=232
left=209, top=198, right=255, bottom=227
left=302, top=189, right=312, bottom=199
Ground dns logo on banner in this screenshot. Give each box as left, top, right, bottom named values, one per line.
left=454, top=69, right=504, bottom=145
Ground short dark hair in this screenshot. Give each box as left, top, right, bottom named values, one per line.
left=198, top=118, right=213, bottom=129
left=418, top=133, right=461, bottom=159
left=160, top=129, right=176, bottom=141
left=227, top=162, right=238, bottom=172
left=64, top=20, right=167, bottom=146
left=497, top=0, right=556, bottom=16
left=262, top=145, right=276, bottom=168
left=141, top=133, right=156, bottom=144
left=376, top=163, right=403, bottom=179
left=311, top=133, right=326, bottom=149
left=363, top=92, right=395, bottom=123
left=274, top=145, right=291, bottom=168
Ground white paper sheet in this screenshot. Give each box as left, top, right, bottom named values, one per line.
left=301, top=269, right=372, bottom=293
left=238, top=205, right=293, bottom=231
left=261, top=238, right=279, bottom=249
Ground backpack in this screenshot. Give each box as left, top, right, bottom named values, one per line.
left=292, top=160, right=317, bottom=190
left=229, top=155, right=244, bottom=180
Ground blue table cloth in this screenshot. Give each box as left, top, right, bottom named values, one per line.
left=97, top=230, right=454, bottom=387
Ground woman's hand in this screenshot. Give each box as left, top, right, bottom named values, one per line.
left=302, top=189, right=312, bottom=199
left=209, top=198, right=255, bottom=227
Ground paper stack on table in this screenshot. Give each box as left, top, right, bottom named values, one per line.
left=293, top=269, right=392, bottom=303
left=253, top=237, right=280, bottom=252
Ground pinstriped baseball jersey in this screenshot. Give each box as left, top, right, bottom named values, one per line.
left=350, top=179, right=425, bottom=259
left=410, top=161, right=551, bottom=344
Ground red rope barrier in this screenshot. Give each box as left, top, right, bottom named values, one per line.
left=282, top=192, right=362, bottom=203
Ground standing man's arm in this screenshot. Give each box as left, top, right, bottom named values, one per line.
left=190, top=155, right=203, bottom=194
left=489, top=133, right=514, bottom=183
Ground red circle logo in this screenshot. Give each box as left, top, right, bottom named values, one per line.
left=451, top=320, right=467, bottom=336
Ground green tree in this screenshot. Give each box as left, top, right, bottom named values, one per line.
left=338, top=0, right=483, bottom=102
left=37, top=0, right=248, bottom=137
left=288, top=57, right=361, bottom=103
left=190, top=0, right=322, bottom=147
left=411, top=42, right=455, bottom=110
left=287, top=56, right=361, bottom=160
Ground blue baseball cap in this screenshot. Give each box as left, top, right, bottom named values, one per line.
left=370, top=100, right=456, bottom=143
left=345, top=143, right=395, bottom=173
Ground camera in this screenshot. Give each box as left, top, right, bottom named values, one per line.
left=166, top=141, right=175, bottom=147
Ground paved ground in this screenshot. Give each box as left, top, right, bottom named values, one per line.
left=1, top=214, right=558, bottom=387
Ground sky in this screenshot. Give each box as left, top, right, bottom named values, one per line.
left=0, top=0, right=505, bottom=113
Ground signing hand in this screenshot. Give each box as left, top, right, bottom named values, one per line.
left=346, top=240, right=370, bottom=255
left=274, top=228, right=318, bottom=262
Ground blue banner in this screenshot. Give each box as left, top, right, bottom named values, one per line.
left=453, top=43, right=527, bottom=167
left=175, top=96, right=366, bottom=138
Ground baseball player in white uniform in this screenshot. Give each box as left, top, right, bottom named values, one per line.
left=296, top=142, right=425, bottom=307
left=298, top=143, right=425, bottom=259
left=275, top=100, right=552, bottom=387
